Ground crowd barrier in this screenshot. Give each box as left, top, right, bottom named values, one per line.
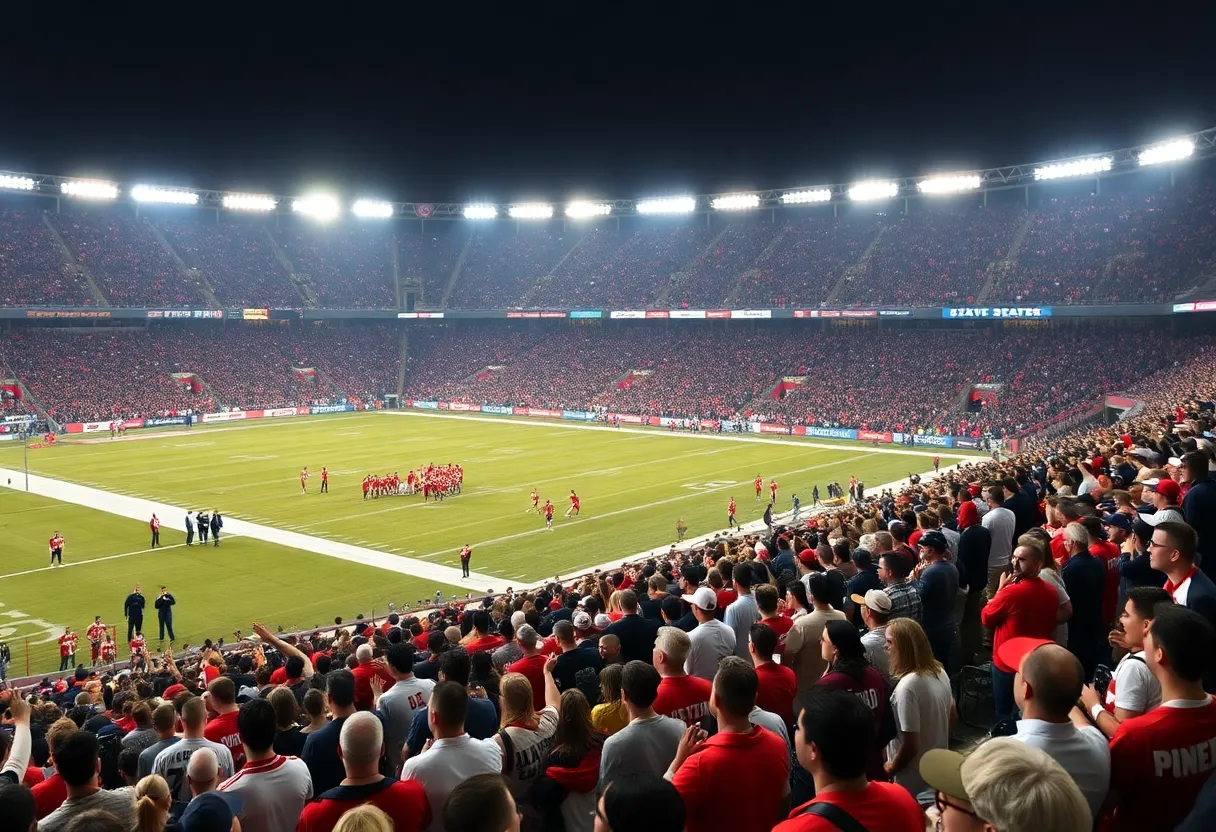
left=61, top=404, right=361, bottom=434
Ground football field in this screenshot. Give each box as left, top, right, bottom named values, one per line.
left=0, top=411, right=979, bottom=675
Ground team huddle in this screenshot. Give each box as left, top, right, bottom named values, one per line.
left=362, top=463, right=464, bottom=500
left=528, top=488, right=581, bottom=529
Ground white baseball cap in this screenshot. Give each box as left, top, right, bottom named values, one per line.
left=681, top=586, right=717, bottom=611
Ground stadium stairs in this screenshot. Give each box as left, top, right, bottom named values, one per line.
left=148, top=223, right=222, bottom=307
left=823, top=223, right=888, bottom=305
left=723, top=226, right=792, bottom=306
left=656, top=225, right=733, bottom=307
left=978, top=210, right=1036, bottom=303
left=40, top=213, right=110, bottom=307
left=1177, top=267, right=1216, bottom=300
left=397, top=330, right=408, bottom=400
left=264, top=229, right=318, bottom=306
left=516, top=231, right=589, bottom=308
left=439, top=235, right=475, bottom=308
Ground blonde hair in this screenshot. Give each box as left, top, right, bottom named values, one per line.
left=964, top=738, right=1091, bottom=832
left=887, top=618, right=943, bottom=679
left=135, top=774, right=172, bottom=832
left=499, top=672, right=538, bottom=728
left=606, top=591, right=623, bottom=614
left=331, top=804, right=395, bottom=832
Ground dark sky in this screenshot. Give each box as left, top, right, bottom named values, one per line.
left=2, top=6, right=1211, bottom=203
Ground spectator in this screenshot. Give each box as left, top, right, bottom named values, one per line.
left=133, top=774, right=171, bottom=832
left=883, top=618, right=954, bottom=807
left=203, top=677, right=244, bottom=771
left=442, top=773, right=520, bottom=832
left=533, top=689, right=603, bottom=832
left=593, top=773, right=684, bottom=832
left=982, top=487, right=1017, bottom=603
left=178, top=791, right=245, bottom=832
left=599, top=661, right=686, bottom=793
left=137, top=704, right=180, bottom=780
left=39, top=732, right=136, bottom=832
left=217, top=699, right=313, bottom=832
left=331, top=805, right=394, bottom=832
left=268, top=688, right=306, bottom=758
left=601, top=590, right=660, bottom=664
left=957, top=499, right=992, bottom=664
left=783, top=573, right=846, bottom=709
left=912, top=530, right=960, bottom=673
left=301, top=669, right=359, bottom=796
left=589, top=664, right=628, bottom=737
left=650, top=627, right=711, bottom=727
left=853, top=589, right=893, bottom=682
left=551, top=620, right=602, bottom=694
left=406, top=649, right=498, bottom=758
left=495, top=657, right=562, bottom=826
left=152, top=698, right=235, bottom=803
left=817, top=620, right=892, bottom=782
left=723, top=565, right=760, bottom=660
left=297, top=712, right=431, bottom=832
left=681, top=587, right=735, bottom=681
left=1058, top=523, right=1108, bottom=681
left=374, top=643, right=435, bottom=774
left=1181, top=451, right=1216, bottom=578
left=748, top=623, right=797, bottom=730
left=1151, top=521, right=1216, bottom=637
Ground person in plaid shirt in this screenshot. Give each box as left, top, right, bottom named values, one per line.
left=879, top=554, right=922, bottom=623
left=86, top=616, right=107, bottom=667
left=58, top=626, right=77, bottom=671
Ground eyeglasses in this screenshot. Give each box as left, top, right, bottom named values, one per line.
left=934, top=792, right=982, bottom=831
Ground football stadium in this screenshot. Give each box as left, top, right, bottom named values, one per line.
left=2, top=41, right=1216, bottom=832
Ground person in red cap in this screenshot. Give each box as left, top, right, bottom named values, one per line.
left=1140, top=477, right=1185, bottom=526
left=981, top=543, right=1059, bottom=724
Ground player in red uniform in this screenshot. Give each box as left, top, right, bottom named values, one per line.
left=129, top=632, right=147, bottom=671
left=769, top=479, right=778, bottom=504
left=755, top=475, right=763, bottom=501
left=86, top=616, right=107, bottom=667
left=543, top=500, right=555, bottom=530
left=320, top=467, right=329, bottom=493
left=300, top=467, right=310, bottom=494
left=49, top=531, right=65, bottom=566
left=728, top=497, right=739, bottom=529
left=362, top=475, right=371, bottom=499
left=99, top=635, right=116, bottom=664
left=565, top=490, right=581, bottom=518
left=459, top=544, right=472, bottom=579
left=58, top=627, right=77, bottom=671
left=529, top=489, right=540, bottom=513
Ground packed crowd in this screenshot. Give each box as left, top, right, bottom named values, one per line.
left=290, top=326, right=401, bottom=409
left=0, top=209, right=92, bottom=306
left=666, top=221, right=784, bottom=308
left=449, top=229, right=577, bottom=309
left=272, top=228, right=396, bottom=309
left=5, top=353, right=1216, bottom=832
left=158, top=220, right=301, bottom=308
left=395, top=227, right=465, bottom=309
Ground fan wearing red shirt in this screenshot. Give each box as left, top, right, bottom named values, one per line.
left=507, top=626, right=550, bottom=711
left=669, top=657, right=791, bottom=832
left=461, top=610, right=505, bottom=654
left=204, top=677, right=246, bottom=770
left=774, top=688, right=923, bottom=832
left=297, top=712, right=431, bottom=832
left=351, top=644, right=396, bottom=710
left=981, top=543, right=1059, bottom=723
left=756, top=584, right=793, bottom=657
left=711, top=568, right=737, bottom=611
left=1106, top=604, right=1216, bottom=832
left=652, top=627, right=711, bottom=727
left=749, top=623, right=797, bottom=729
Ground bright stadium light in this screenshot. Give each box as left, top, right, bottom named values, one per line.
left=222, top=193, right=277, bottom=212
left=61, top=179, right=118, bottom=200
left=917, top=174, right=981, bottom=195
left=565, top=201, right=612, bottom=218
left=780, top=188, right=832, bottom=204
left=847, top=180, right=898, bottom=201
left=463, top=203, right=498, bottom=220
left=710, top=193, right=760, bottom=211
left=131, top=185, right=199, bottom=205
left=352, top=199, right=394, bottom=218
left=1139, top=138, right=1195, bottom=166
left=636, top=196, right=696, bottom=215
left=1033, top=157, right=1113, bottom=180
left=0, top=174, right=36, bottom=191
left=292, top=193, right=341, bottom=221
left=508, top=203, right=554, bottom=220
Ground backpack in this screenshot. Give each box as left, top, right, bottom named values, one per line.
left=799, top=801, right=866, bottom=832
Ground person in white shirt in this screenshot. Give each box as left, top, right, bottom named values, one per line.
left=400, top=681, right=502, bottom=832
left=153, top=696, right=235, bottom=801
left=1002, top=637, right=1111, bottom=819
left=218, top=699, right=313, bottom=832
left=374, top=643, right=437, bottom=774
left=723, top=568, right=759, bottom=659
left=682, top=587, right=735, bottom=681
left=853, top=589, right=892, bottom=683
left=982, top=486, right=1017, bottom=600
left=883, top=618, right=955, bottom=807
left=1078, top=586, right=1170, bottom=739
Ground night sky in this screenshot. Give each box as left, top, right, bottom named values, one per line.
left=2, top=7, right=1211, bottom=203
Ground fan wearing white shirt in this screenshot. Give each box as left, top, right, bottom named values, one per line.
left=1078, top=586, right=1170, bottom=739
left=374, top=643, right=437, bottom=774
left=400, top=680, right=502, bottom=832
left=682, top=587, right=735, bottom=681
left=218, top=698, right=313, bottom=832
left=1002, top=637, right=1110, bottom=820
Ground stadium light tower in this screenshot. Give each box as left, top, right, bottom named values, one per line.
left=917, top=174, right=981, bottom=195
left=292, top=194, right=341, bottom=221
left=565, top=201, right=612, bottom=219
left=710, top=193, right=760, bottom=211
left=61, top=179, right=119, bottom=200
left=847, top=180, right=898, bottom=201
left=352, top=199, right=394, bottom=218
left=1033, top=157, right=1113, bottom=180
left=463, top=203, right=498, bottom=220
left=780, top=188, right=832, bottom=205
left=131, top=185, right=199, bottom=205
left=1139, top=138, right=1195, bottom=166
left=508, top=203, right=554, bottom=220
left=222, top=193, right=277, bottom=212
left=0, top=174, right=36, bottom=191
left=636, top=196, right=696, bottom=215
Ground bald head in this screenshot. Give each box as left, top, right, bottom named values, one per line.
left=339, top=711, right=383, bottom=767
left=1020, top=644, right=1083, bottom=718
left=186, top=747, right=219, bottom=795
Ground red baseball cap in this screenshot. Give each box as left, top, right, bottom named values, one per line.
left=1145, top=478, right=1181, bottom=502
left=798, top=549, right=817, bottom=566
left=163, top=683, right=188, bottom=700
left=995, top=637, right=1054, bottom=674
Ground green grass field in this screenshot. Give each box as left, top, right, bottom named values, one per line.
left=0, top=411, right=977, bottom=676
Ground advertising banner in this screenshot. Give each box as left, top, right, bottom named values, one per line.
left=912, top=434, right=955, bottom=448
left=644, top=310, right=669, bottom=319
left=562, top=410, right=596, bottom=421
left=706, top=310, right=731, bottom=319
left=841, top=310, right=878, bottom=318
left=146, top=416, right=191, bottom=427
left=669, top=310, right=706, bottom=319
left=310, top=404, right=355, bottom=415
left=758, top=423, right=792, bottom=434
left=700, top=419, right=719, bottom=430
left=202, top=411, right=248, bottom=423
left=858, top=430, right=894, bottom=443
left=263, top=407, right=306, bottom=419
left=877, top=310, right=913, bottom=317
left=242, top=308, right=270, bottom=320
left=943, top=306, right=1052, bottom=319
left=793, top=310, right=819, bottom=318
left=397, top=312, right=445, bottom=319
left=520, top=408, right=562, bottom=419
left=730, top=309, right=772, bottom=319
left=609, top=311, right=646, bottom=319
left=569, top=310, right=602, bottom=319
left=412, top=401, right=440, bottom=410
left=607, top=413, right=645, bottom=424
left=805, top=426, right=859, bottom=440
left=954, top=437, right=981, bottom=449
left=447, top=402, right=481, bottom=412
left=481, top=405, right=514, bottom=415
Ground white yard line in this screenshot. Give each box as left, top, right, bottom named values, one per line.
left=0, top=543, right=189, bottom=580
left=0, top=468, right=494, bottom=591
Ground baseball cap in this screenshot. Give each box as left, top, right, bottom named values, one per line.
left=918, top=530, right=948, bottom=551
left=572, top=611, right=593, bottom=630
left=995, top=636, right=1053, bottom=675
left=681, top=586, right=718, bottom=611
left=163, top=683, right=187, bottom=700
left=1144, top=478, right=1181, bottom=502
left=578, top=595, right=595, bottom=608
left=797, top=549, right=817, bottom=566
left=1168, top=456, right=1184, bottom=467
left=1100, top=513, right=1133, bottom=531
left=920, top=748, right=972, bottom=809
left=594, top=614, right=612, bottom=629
left=849, top=589, right=892, bottom=614
left=181, top=791, right=244, bottom=832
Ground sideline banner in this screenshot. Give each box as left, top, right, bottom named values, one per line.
left=858, top=430, right=893, bottom=443
left=520, top=408, right=562, bottom=419
left=805, top=426, right=859, bottom=440
left=562, top=410, right=596, bottom=421
left=146, top=416, right=191, bottom=427
left=202, top=411, right=250, bottom=423
left=955, top=437, right=981, bottom=449
left=412, top=401, right=440, bottom=410
left=607, top=413, right=644, bottom=424
left=447, top=402, right=481, bottom=412
left=913, top=434, right=955, bottom=448
left=311, top=404, right=354, bottom=415
left=481, top=405, right=513, bottom=415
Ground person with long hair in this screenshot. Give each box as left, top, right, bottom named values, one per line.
left=817, top=620, right=893, bottom=782
left=331, top=804, right=395, bottom=832
left=134, top=774, right=171, bottom=832
left=883, top=618, right=954, bottom=807
left=534, top=689, right=604, bottom=832
left=496, top=656, right=562, bottom=830
left=590, top=664, right=628, bottom=736
left=784, top=580, right=811, bottom=621
left=300, top=688, right=329, bottom=734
